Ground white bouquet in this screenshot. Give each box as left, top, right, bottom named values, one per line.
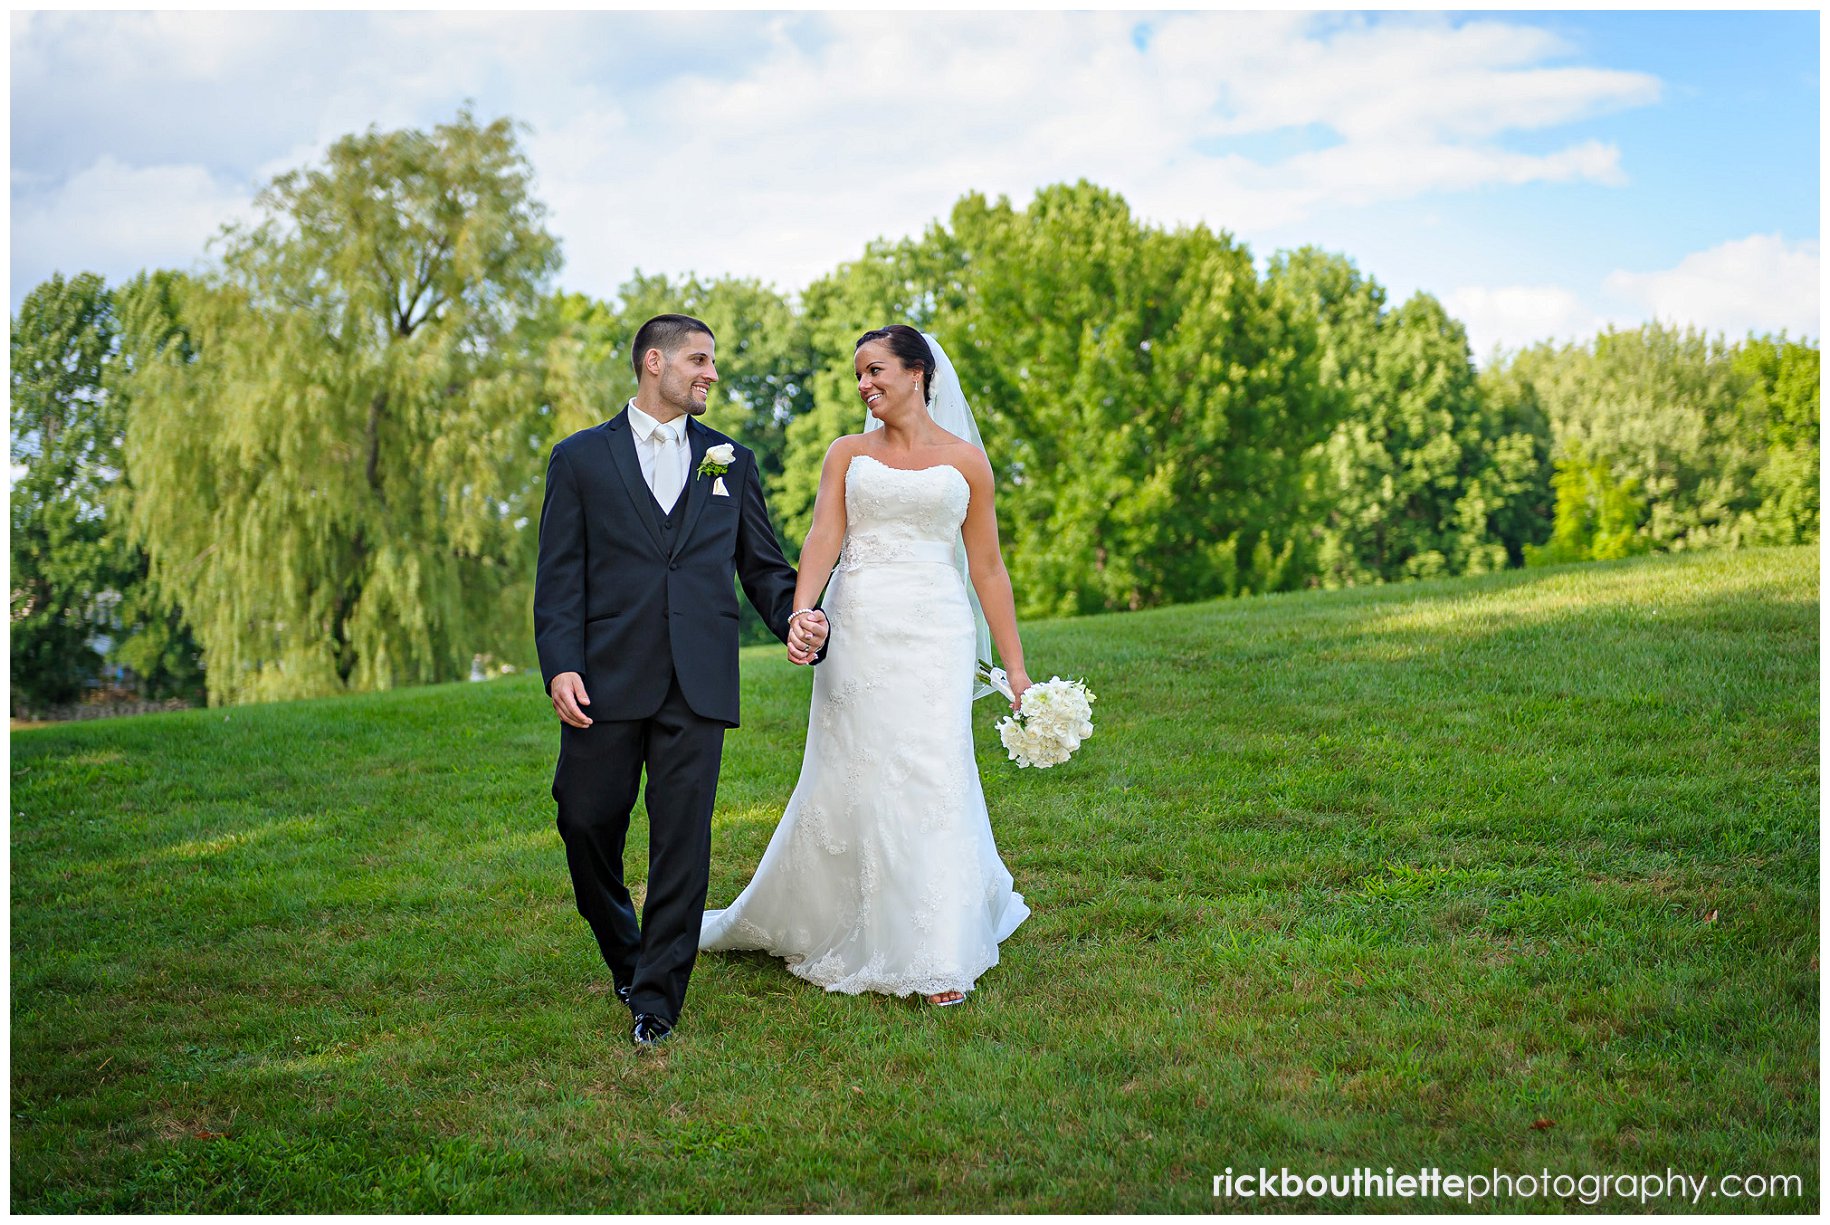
left=977, top=663, right=1097, bottom=769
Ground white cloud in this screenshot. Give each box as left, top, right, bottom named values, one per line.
left=11, top=156, right=258, bottom=290
left=524, top=10, right=1661, bottom=298
left=1196, top=138, right=1625, bottom=230
left=1196, top=14, right=1656, bottom=143
left=1605, top=233, right=1820, bottom=342
left=11, top=11, right=1667, bottom=305
left=1447, top=232, right=1821, bottom=364
left=1443, top=285, right=1609, bottom=361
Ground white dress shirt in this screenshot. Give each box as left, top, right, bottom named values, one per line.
left=626, top=400, right=689, bottom=512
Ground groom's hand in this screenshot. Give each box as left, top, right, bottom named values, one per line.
left=787, top=610, right=828, bottom=666
left=550, top=672, right=592, bottom=727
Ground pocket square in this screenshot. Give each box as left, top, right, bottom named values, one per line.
left=713, top=477, right=730, bottom=496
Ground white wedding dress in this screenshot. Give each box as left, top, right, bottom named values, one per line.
left=700, top=453, right=1030, bottom=997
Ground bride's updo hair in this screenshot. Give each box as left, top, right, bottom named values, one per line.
left=855, top=325, right=935, bottom=405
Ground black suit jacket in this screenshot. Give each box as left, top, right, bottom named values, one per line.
left=533, top=410, right=802, bottom=728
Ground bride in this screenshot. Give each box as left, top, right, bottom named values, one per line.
left=700, top=325, right=1033, bottom=1006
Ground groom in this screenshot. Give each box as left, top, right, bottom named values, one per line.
left=534, top=313, right=827, bottom=1048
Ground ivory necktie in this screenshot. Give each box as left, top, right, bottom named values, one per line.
left=653, top=423, right=684, bottom=511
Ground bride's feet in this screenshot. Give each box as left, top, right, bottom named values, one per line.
left=925, top=990, right=966, bottom=1007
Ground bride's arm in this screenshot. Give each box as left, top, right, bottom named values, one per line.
left=791, top=438, right=856, bottom=618
left=958, top=450, right=1031, bottom=707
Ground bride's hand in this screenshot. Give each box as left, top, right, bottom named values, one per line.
left=787, top=610, right=827, bottom=665
left=1005, top=667, right=1033, bottom=712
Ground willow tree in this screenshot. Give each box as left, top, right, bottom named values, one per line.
left=127, top=110, right=560, bottom=704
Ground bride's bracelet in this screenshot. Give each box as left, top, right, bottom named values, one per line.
left=788, top=608, right=821, bottom=625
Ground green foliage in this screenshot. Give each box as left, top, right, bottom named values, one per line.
left=10, top=272, right=117, bottom=706
left=1469, top=359, right=1556, bottom=565
left=1524, top=445, right=1651, bottom=565
left=108, top=272, right=209, bottom=701
left=1269, top=249, right=1553, bottom=587
left=778, top=232, right=964, bottom=553
left=124, top=110, right=561, bottom=704
left=9, top=271, right=205, bottom=710
left=17, top=115, right=1820, bottom=707
left=1372, top=293, right=1489, bottom=581
left=603, top=272, right=815, bottom=487
left=939, top=184, right=1328, bottom=613
left=785, top=183, right=1330, bottom=616
left=1737, top=335, right=1820, bottom=544
left=1498, top=323, right=1767, bottom=553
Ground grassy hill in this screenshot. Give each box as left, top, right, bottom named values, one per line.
left=11, top=546, right=1818, bottom=1212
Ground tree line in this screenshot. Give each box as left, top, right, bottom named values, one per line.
left=11, top=111, right=1819, bottom=711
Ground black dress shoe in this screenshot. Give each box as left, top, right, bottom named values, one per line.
left=615, top=984, right=633, bottom=1006
left=632, top=1013, right=673, bottom=1047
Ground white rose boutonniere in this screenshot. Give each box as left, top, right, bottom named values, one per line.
left=697, top=443, right=737, bottom=479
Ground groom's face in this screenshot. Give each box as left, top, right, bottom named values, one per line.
left=653, top=332, right=718, bottom=417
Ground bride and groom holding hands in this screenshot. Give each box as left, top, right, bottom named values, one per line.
left=534, top=314, right=1035, bottom=1047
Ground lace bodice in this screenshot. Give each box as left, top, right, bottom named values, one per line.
left=837, top=454, right=969, bottom=570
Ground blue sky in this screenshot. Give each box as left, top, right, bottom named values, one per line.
left=9, top=9, right=1819, bottom=359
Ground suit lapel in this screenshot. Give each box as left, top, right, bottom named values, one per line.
left=672, top=420, right=715, bottom=559
left=601, top=410, right=667, bottom=555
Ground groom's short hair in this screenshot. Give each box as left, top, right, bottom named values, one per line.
left=631, top=314, right=715, bottom=381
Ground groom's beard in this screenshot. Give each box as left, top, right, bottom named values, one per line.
left=659, top=375, right=710, bottom=417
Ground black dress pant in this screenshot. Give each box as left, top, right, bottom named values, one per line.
left=552, top=674, right=725, bottom=1026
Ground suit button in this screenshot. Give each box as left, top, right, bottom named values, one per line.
left=669, top=563, right=679, bottom=571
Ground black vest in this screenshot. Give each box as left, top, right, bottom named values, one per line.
left=651, top=491, right=686, bottom=632
left=651, top=489, right=686, bottom=538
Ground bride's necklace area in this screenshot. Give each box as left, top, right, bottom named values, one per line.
left=865, top=421, right=956, bottom=468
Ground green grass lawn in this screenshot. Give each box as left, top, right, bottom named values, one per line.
left=11, top=546, right=1819, bottom=1212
